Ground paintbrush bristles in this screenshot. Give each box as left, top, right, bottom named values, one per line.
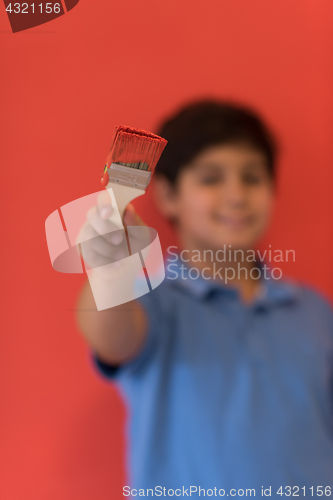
left=106, top=125, right=167, bottom=173
left=113, top=161, right=150, bottom=171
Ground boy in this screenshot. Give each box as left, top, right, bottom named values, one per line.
left=76, top=100, right=333, bottom=498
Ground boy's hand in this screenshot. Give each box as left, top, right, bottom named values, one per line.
left=76, top=190, right=147, bottom=272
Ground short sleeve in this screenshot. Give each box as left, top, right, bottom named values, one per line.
left=90, top=286, right=164, bottom=382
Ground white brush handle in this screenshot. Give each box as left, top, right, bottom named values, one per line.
left=106, top=182, right=145, bottom=229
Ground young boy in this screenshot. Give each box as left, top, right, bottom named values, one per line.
left=76, top=101, right=333, bottom=498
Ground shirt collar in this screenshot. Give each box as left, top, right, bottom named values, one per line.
left=165, top=257, right=300, bottom=308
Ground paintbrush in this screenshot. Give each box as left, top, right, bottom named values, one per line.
left=101, top=125, right=167, bottom=228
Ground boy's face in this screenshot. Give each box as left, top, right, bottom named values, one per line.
left=156, top=143, right=275, bottom=251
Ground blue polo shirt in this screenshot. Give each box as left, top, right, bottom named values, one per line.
left=93, top=260, right=333, bottom=498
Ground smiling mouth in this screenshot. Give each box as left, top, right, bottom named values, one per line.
left=213, top=214, right=253, bottom=229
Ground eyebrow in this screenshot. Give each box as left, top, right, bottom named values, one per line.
left=242, top=161, right=268, bottom=171
left=191, top=160, right=266, bottom=171
left=190, top=162, right=225, bottom=170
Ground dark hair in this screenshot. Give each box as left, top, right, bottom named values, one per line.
left=154, top=99, right=278, bottom=184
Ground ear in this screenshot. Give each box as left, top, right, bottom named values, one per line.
left=151, top=175, right=179, bottom=220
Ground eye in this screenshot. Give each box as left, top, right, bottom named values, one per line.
left=242, top=172, right=264, bottom=185
left=200, top=176, right=220, bottom=185
left=198, top=172, right=223, bottom=185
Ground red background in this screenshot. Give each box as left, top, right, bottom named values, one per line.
left=1, top=1, right=333, bottom=499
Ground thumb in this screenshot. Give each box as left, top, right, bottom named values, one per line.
left=123, top=204, right=146, bottom=227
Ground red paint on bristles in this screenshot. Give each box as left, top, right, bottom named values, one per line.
left=101, top=171, right=109, bottom=187
left=103, top=125, right=168, bottom=175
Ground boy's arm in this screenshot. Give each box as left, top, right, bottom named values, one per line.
left=76, top=279, right=148, bottom=365
left=75, top=195, right=149, bottom=366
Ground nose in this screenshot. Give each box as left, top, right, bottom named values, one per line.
left=224, top=177, right=247, bottom=208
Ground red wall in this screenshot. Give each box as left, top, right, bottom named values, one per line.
left=1, top=1, right=333, bottom=499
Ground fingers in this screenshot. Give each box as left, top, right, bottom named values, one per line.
left=76, top=193, right=148, bottom=272
left=97, top=190, right=113, bottom=220
left=86, top=206, right=124, bottom=245
left=81, top=238, right=128, bottom=267
left=97, top=189, right=146, bottom=228
left=80, top=242, right=117, bottom=268
left=78, top=221, right=129, bottom=269
left=123, top=203, right=146, bottom=227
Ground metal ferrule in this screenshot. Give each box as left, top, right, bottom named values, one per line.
left=107, top=162, right=151, bottom=189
